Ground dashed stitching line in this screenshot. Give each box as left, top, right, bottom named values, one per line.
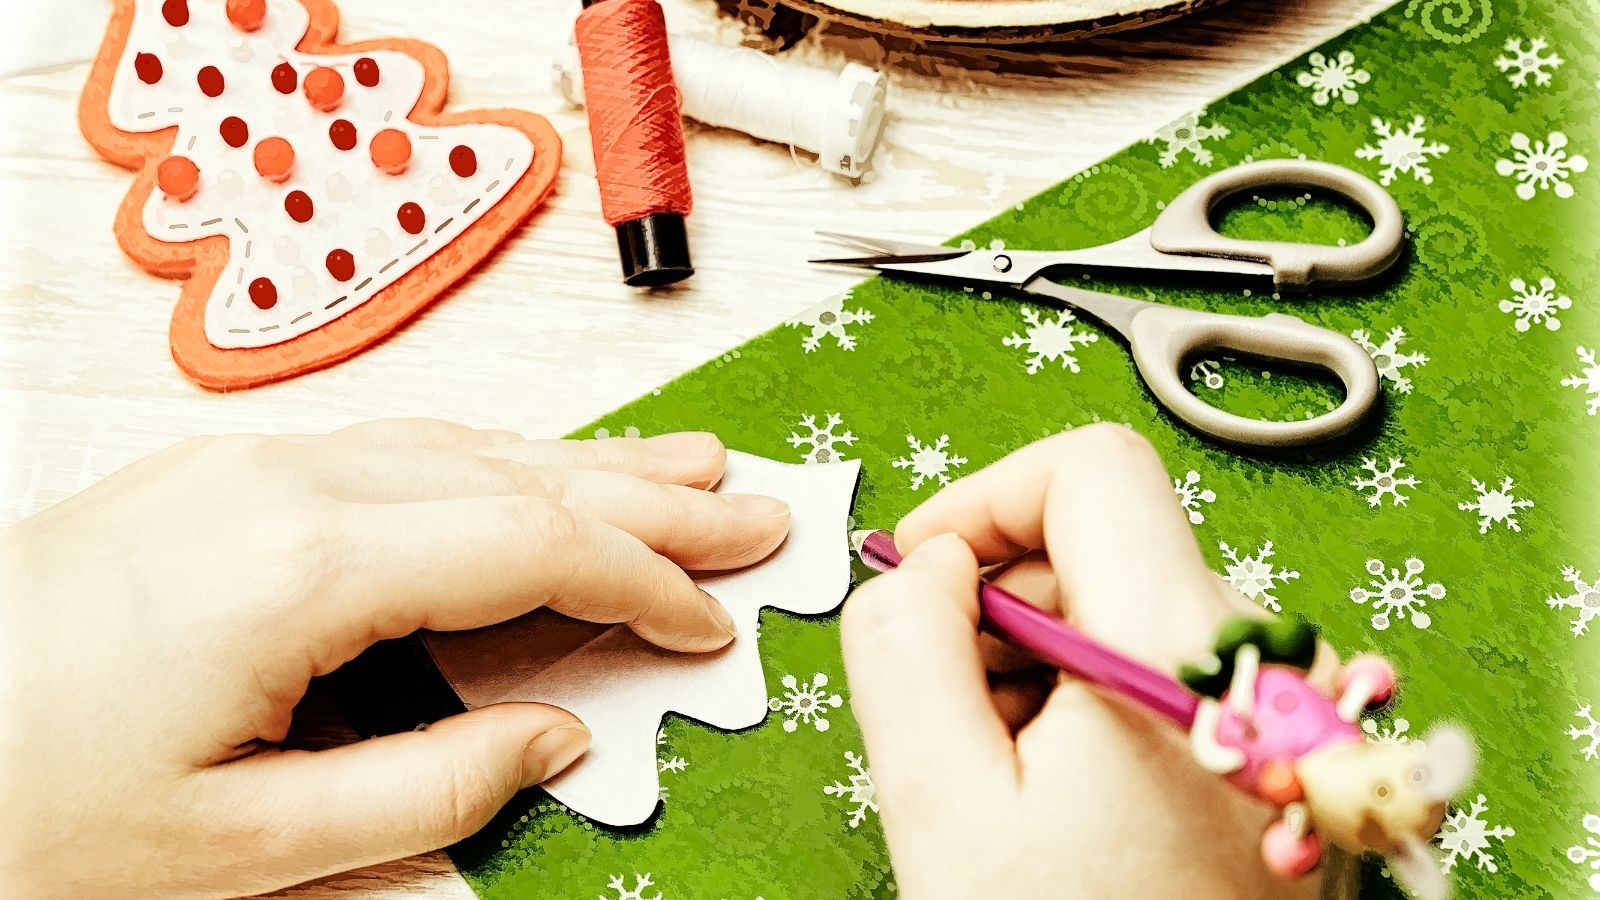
left=226, top=154, right=523, bottom=333
left=136, top=111, right=156, bottom=120
left=201, top=217, right=222, bottom=227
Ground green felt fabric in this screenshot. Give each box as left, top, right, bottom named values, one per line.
left=454, top=1, right=1598, bottom=896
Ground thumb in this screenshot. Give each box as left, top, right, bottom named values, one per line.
left=199, top=703, right=588, bottom=894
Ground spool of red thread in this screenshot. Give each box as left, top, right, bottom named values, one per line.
left=575, top=0, right=694, bottom=286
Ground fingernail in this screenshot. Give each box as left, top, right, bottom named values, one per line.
left=907, top=532, right=966, bottom=563
left=723, top=493, right=790, bottom=518
left=703, top=591, right=738, bottom=639
left=644, top=432, right=721, bottom=457
left=521, top=722, right=591, bottom=788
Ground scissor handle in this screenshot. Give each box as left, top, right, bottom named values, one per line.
left=1127, top=304, right=1379, bottom=448
left=1149, top=159, right=1404, bottom=290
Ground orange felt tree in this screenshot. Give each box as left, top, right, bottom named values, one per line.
left=80, top=0, right=561, bottom=390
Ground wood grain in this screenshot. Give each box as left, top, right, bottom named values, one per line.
left=0, top=0, right=1390, bottom=894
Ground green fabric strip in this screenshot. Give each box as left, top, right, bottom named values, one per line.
left=456, top=1, right=1598, bottom=896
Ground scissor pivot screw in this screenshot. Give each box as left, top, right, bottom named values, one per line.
left=993, top=254, right=1012, bottom=273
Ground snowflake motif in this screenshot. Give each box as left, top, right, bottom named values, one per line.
left=1548, top=567, right=1600, bottom=637
left=1173, top=471, right=1217, bottom=525
left=1351, top=457, right=1419, bottom=507
left=1570, top=705, right=1600, bottom=761
left=786, top=413, right=856, bottom=464
left=1189, top=359, right=1225, bottom=389
left=1498, top=275, right=1572, bottom=332
left=1295, top=50, right=1371, bottom=105
left=601, top=873, right=662, bottom=900
left=767, top=672, right=844, bottom=733
left=1496, top=131, right=1588, bottom=199
left=594, top=425, right=641, bottom=440
left=1362, top=717, right=1421, bottom=746
left=1219, top=541, right=1300, bottom=613
left=1350, top=557, right=1445, bottom=631
left=1002, top=306, right=1099, bottom=374
left=1351, top=327, right=1429, bottom=393
left=1355, top=116, right=1448, bottom=185
left=1437, top=794, right=1515, bottom=874
left=1566, top=813, right=1600, bottom=893
left=1145, top=111, right=1230, bottom=167
left=787, top=293, right=875, bottom=352
left=1457, top=476, right=1534, bottom=533
left=1496, top=37, right=1563, bottom=88
left=823, top=751, right=878, bottom=829
left=891, top=434, right=967, bottom=491
left=1563, top=346, right=1600, bottom=415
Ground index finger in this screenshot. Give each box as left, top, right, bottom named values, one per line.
left=896, top=424, right=1229, bottom=668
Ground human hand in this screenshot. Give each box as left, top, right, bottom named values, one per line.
left=0, top=419, right=791, bottom=898
left=842, top=424, right=1346, bottom=900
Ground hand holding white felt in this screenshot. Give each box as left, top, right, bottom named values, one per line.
left=0, top=420, right=791, bottom=898
left=843, top=425, right=1340, bottom=900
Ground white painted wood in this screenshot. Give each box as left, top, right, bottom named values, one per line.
left=0, top=0, right=1390, bottom=894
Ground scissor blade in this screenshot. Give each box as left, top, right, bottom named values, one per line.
left=810, top=231, right=971, bottom=269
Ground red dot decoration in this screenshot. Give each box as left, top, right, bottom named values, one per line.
left=197, top=65, right=225, bottom=98
left=134, top=53, right=163, bottom=85
left=397, top=202, right=426, bottom=235
left=449, top=145, right=477, bottom=178
left=284, top=190, right=314, bottom=223
left=271, top=62, right=297, bottom=95
left=328, top=119, right=357, bottom=151
left=156, top=155, right=200, bottom=202
left=226, top=0, right=267, bottom=32
left=325, top=249, right=355, bottom=282
left=248, top=277, right=278, bottom=310
left=162, top=0, right=190, bottom=27
left=353, top=57, right=380, bottom=87
left=219, top=116, right=249, bottom=148
left=369, top=128, right=411, bottom=175
left=303, top=66, right=344, bottom=112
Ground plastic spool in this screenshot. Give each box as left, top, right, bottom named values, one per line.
left=553, top=34, right=888, bottom=179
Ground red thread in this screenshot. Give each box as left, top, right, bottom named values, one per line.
left=575, top=0, right=692, bottom=226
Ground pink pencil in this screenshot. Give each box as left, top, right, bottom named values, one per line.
left=851, top=529, right=1200, bottom=728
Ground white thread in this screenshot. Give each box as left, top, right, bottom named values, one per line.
left=553, top=33, right=887, bottom=179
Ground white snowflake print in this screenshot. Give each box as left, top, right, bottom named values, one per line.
left=1458, top=476, right=1534, bottom=533
left=823, top=750, right=878, bottom=829
left=1190, top=359, right=1225, bottom=389
left=1355, top=116, right=1449, bottom=185
left=1295, top=50, right=1371, bottom=105
left=1437, top=794, right=1515, bottom=875
left=1495, top=37, right=1563, bottom=88
left=1495, top=131, right=1588, bottom=199
left=1145, top=111, right=1230, bottom=167
left=656, top=729, right=687, bottom=775
left=787, top=292, right=874, bottom=352
left=1361, top=717, right=1421, bottom=746
left=1002, top=306, right=1099, bottom=374
left=1563, top=346, right=1600, bottom=415
left=601, top=873, right=662, bottom=900
left=1174, top=471, right=1217, bottom=525
left=767, top=672, right=844, bottom=733
left=1548, top=567, right=1599, bottom=637
left=1351, top=457, right=1420, bottom=507
left=1570, top=705, right=1600, bottom=761
left=1351, top=327, right=1429, bottom=393
left=1350, top=557, right=1444, bottom=631
left=786, top=413, right=855, bottom=464
left=1566, top=813, right=1600, bottom=893
left=594, top=425, right=642, bottom=440
left=891, top=434, right=967, bottom=491
left=1498, top=275, right=1573, bottom=332
left=1219, top=541, right=1300, bottom=613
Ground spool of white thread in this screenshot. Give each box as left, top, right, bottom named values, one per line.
left=553, top=33, right=888, bottom=179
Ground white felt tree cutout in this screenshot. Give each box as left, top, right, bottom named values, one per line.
left=424, top=452, right=861, bottom=826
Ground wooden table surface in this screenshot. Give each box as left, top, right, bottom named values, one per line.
left=1, top=0, right=1389, bottom=894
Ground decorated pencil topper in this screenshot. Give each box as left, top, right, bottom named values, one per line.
left=79, top=0, right=560, bottom=389
left=1180, top=617, right=1475, bottom=899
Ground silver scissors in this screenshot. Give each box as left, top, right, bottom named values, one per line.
left=813, top=159, right=1404, bottom=448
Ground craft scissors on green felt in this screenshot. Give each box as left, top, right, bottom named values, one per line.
left=813, top=159, right=1406, bottom=449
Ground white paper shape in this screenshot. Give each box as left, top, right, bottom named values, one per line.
left=422, top=451, right=861, bottom=826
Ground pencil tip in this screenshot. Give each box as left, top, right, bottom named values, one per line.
left=849, top=529, right=877, bottom=556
